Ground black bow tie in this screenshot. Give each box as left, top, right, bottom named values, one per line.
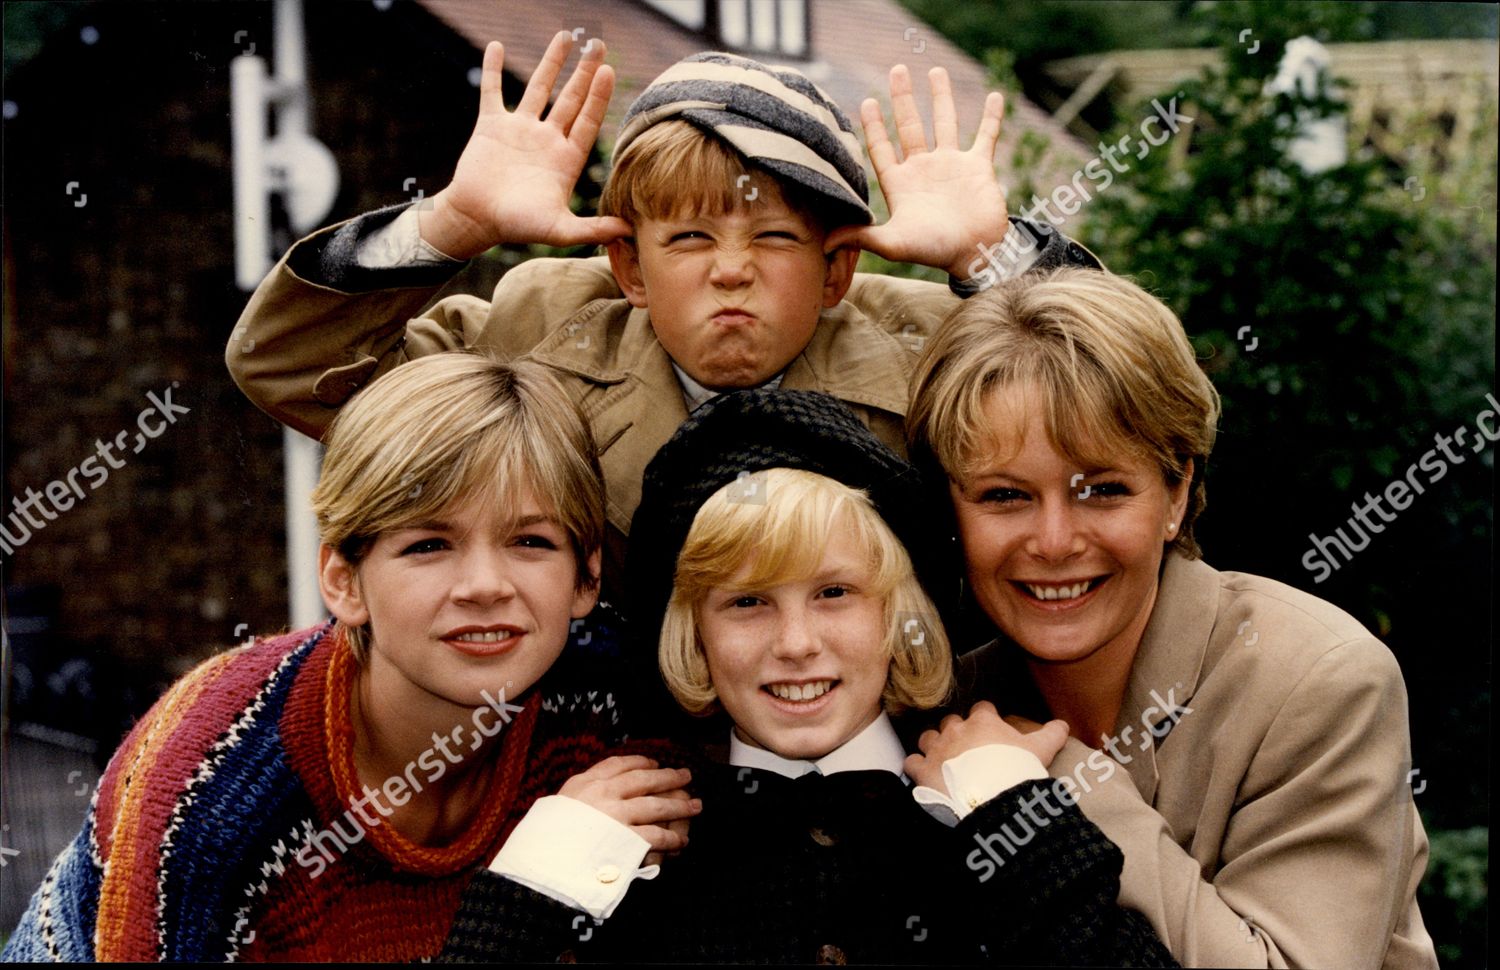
left=720, top=765, right=907, bottom=805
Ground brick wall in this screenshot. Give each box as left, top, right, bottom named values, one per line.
left=2, top=0, right=497, bottom=711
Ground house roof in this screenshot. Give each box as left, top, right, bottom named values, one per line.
left=413, top=0, right=1091, bottom=191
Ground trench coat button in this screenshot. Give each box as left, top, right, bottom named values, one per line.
left=815, top=943, right=848, bottom=964
left=809, top=826, right=837, bottom=847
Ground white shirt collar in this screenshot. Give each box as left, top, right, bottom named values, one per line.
left=726, top=713, right=908, bottom=780
left=671, top=362, right=784, bottom=412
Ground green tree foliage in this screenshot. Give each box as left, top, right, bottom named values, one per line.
left=898, top=0, right=1497, bottom=133
left=1421, top=826, right=1489, bottom=967
left=1081, top=0, right=1493, bottom=760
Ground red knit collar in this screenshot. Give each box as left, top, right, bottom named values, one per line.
left=285, top=626, right=540, bottom=876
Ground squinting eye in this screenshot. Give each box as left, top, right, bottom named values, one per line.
left=669, top=231, right=707, bottom=243
left=980, top=488, right=1026, bottom=504
left=513, top=534, right=559, bottom=550
left=400, top=538, right=447, bottom=555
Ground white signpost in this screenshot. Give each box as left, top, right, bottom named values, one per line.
left=230, top=0, right=339, bottom=630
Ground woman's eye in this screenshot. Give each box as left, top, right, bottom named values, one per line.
left=818, top=585, right=852, bottom=599
left=980, top=487, right=1027, bottom=505
left=730, top=595, right=763, bottom=609
left=1078, top=481, right=1130, bottom=499
left=399, top=538, right=447, bottom=556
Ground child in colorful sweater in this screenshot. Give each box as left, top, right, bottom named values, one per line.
left=438, top=389, right=1175, bottom=965
left=2, top=354, right=695, bottom=962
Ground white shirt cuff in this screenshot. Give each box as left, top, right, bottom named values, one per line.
left=489, top=795, right=660, bottom=920
left=912, top=744, right=1049, bottom=827
left=354, top=205, right=465, bottom=268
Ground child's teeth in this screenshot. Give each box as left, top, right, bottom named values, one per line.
left=769, top=680, right=832, bottom=701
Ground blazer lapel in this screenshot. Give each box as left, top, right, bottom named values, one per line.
left=1111, top=553, right=1218, bottom=804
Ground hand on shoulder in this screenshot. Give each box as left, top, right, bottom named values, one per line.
left=559, top=755, right=701, bottom=864
left=905, top=701, right=1069, bottom=794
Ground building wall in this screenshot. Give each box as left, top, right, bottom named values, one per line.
left=2, top=0, right=487, bottom=726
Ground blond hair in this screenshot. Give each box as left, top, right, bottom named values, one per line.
left=310, top=354, right=604, bottom=660
left=600, top=119, right=839, bottom=232
left=659, top=468, right=951, bottom=716
left=907, top=269, right=1221, bottom=557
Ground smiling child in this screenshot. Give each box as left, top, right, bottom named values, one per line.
left=438, top=390, right=1175, bottom=966
left=3, top=355, right=692, bottom=962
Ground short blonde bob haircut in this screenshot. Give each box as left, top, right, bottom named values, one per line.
left=310, top=353, right=605, bottom=661
left=907, top=268, right=1221, bottom=558
left=658, top=468, right=952, bottom=716
left=600, top=119, right=844, bottom=233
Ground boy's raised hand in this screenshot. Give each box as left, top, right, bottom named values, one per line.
left=827, top=66, right=1010, bottom=279
left=421, top=33, right=633, bottom=260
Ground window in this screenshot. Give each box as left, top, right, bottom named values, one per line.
left=643, top=0, right=810, bottom=59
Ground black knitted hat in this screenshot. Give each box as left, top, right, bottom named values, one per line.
left=625, top=389, right=957, bottom=647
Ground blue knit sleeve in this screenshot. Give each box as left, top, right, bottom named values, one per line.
left=2, top=817, right=105, bottom=962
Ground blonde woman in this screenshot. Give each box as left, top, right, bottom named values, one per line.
left=4, top=355, right=693, bottom=962
left=440, top=390, right=1174, bottom=965
left=906, top=268, right=1437, bottom=968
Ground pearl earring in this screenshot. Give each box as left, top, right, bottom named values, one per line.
left=1167, top=522, right=1178, bottom=535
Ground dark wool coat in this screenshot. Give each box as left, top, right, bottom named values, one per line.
left=439, top=762, right=1176, bottom=965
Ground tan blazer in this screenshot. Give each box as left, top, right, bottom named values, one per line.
left=954, top=553, right=1437, bottom=969
left=227, top=221, right=956, bottom=591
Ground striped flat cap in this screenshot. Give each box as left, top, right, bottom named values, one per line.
left=615, top=52, right=873, bottom=224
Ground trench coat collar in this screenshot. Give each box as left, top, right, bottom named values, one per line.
left=532, top=304, right=690, bottom=536
left=527, top=294, right=913, bottom=416
left=526, top=297, right=912, bottom=535
left=780, top=302, right=913, bottom=417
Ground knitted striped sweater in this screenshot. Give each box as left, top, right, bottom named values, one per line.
left=3, top=615, right=660, bottom=962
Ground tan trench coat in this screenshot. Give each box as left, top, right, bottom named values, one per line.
left=227, top=220, right=963, bottom=590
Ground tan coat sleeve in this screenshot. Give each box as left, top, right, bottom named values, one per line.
left=224, top=222, right=621, bottom=439
left=1058, top=638, right=1433, bottom=969
left=225, top=230, right=493, bottom=438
